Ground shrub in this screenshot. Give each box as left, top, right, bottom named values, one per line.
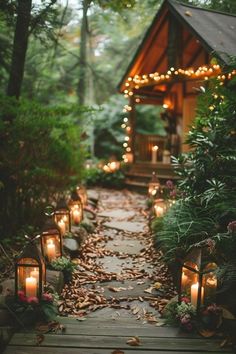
left=0, top=96, right=88, bottom=238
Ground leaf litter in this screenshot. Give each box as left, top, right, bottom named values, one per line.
left=59, top=188, right=176, bottom=323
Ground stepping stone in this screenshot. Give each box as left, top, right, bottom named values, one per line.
left=104, top=221, right=146, bottom=233
left=98, top=209, right=135, bottom=219
left=104, top=238, right=144, bottom=255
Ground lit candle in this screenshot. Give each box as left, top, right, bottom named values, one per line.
left=151, top=145, right=158, bottom=164
left=30, top=267, right=39, bottom=282
left=191, top=282, right=204, bottom=307
left=154, top=205, right=164, bottom=217
left=47, top=239, right=56, bottom=261
left=58, top=219, right=66, bottom=235
left=73, top=208, right=81, bottom=224
left=25, top=276, right=37, bottom=297
left=181, top=272, right=188, bottom=291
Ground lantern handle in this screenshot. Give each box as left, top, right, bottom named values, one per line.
left=44, top=205, right=55, bottom=217
left=25, top=234, right=41, bottom=242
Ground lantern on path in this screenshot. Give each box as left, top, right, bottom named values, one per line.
left=69, top=191, right=83, bottom=225
left=15, top=235, right=45, bottom=300
left=41, top=216, right=63, bottom=263
left=54, top=199, right=71, bottom=236
left=179, top=246, right=218, bottom=312
left=153, top=199, right=166, bottom=217
left=76, top=185, right=88, bottom=207
left=148, top=172, right=161, bottom=197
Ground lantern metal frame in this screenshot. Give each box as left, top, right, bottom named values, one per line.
left=15, top=236, right=46, bottom=300
left=76, top=185, right=88, bottom=207
left=178, top=246, right=218, bottom=312
left=148, top=172, right=161, bottom=198
left=40, top=217, right=63, bottom=263
left=54, top=199, right=71, bottom=235
left=69, top=191, right=83, bottom=225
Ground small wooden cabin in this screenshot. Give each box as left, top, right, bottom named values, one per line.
left=118, top=0, right=236, bottom=186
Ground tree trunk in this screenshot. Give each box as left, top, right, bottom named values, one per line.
left=77, top=0, right=90, bottom=105
left=7, top=0, right=32, bottom=99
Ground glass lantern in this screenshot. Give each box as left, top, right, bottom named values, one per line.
left=76, top=185, right=88, bottom=207
left=153, top=198, right=167, bottom=217
left=15, top=236, right=45, bottom=300
left=179, top=247, right=218, bottom=312
left=41, top=217, right=63, bottom=263
left=148, top=172, right=161, bottom=198
left=54, top=199, right=71, bottom=236
left=69, top=191, right=83, bottom=225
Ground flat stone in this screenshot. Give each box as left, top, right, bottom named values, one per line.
left=46, top=270, right=64, bottom=294
left=98, top=209, right=135, bottom=219
left=64, top=238, right=79, bottom=252
left=104, top=238, right=144, bottom=255
left=104, top=221, right=146, bottom=233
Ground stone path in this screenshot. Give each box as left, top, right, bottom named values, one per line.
left=4, top=188, right=233, bottom=354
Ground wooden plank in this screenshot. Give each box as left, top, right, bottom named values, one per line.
left=9, top=333, right=229, bottom=352
left=4, top=347, right=233, bottom=354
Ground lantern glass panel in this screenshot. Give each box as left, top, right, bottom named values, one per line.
left=41, top=230, right=62, bottom=262
left=181, top=261, right=199, bottom=296
left=76, top=186, right=87, bottom=207
left=17, top=258, right=44, bottom=298
left=54, top=211, right=70, bottom=236
left=153, top=199, right=166, bottom=217
left=70, top=201, right=83, bottom=225
left=202, top=262, right=218, bottom=304
left=148, top=182, right=160, bottom=197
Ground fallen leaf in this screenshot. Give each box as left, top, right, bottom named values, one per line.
left=36, top=334, right=44, bottom=346
left=185, top=10, right=192, bottom=16
left=126, top=336, right=141, bottom=346
left=108, top=286, right=126, bottom=292
left=111, top=350, right=124, bottom=354
left=198, top=329, right=216, bottom=338
left=153, top=282, right=162, bottom=289
left=221, top=307, right=235, bottom=320
left=144, top=286, right=153, bottom=294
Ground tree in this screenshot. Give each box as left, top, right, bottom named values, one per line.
left=7, top=0, right=32, bottom=99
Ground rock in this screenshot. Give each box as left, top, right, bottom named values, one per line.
left=80, top=218, right=95, bottom=233
left=87, top=190, right=99, bottom=203
left=63, top=238, right=80, bottom=253
left=71, top=225, right=88, bottom=244
left=84, top=210, right=96, bottom=220
left=46, top=270, right=64, bottom=294
left=0, top=279, right=14, bottom=296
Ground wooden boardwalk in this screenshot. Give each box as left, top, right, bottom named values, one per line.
left=4, top=315, right=232, bottom=354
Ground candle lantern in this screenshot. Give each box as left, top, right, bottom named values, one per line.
left=41, top=217, right=63, bottom=263
left=153, top=198, right=167, bottom=217
left=76, top=185, right=88, bottom=207
left=54, top=199, right=71, bottom=236
left=69, top=191, right=83, bottom=225
left=148, top=172, right=161, bottom=198
left=179, top=246, right=218, bottom=312
left=15, top=236, right=45, bottom=300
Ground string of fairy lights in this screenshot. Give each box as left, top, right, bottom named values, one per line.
left=121, top=64, right=236, bottom=163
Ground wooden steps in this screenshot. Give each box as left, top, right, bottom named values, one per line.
left=124, top=161, right=178, bottom=190
left=3, top=316, right=233, bottom=354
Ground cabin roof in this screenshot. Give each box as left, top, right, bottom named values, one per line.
left=118, top=0, right=236, bottom=92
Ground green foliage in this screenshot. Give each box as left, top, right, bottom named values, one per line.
left=51, top=256, right=76, bottom=273
left=51, top=256, right=76, bottom=283
left=0, top=96, right=88, bottom=237
left=85, top=167, right=125, bottom=188
left=136, top=105, right=166, bottom=136
left=153, top=68, right=236, bottom=265
left=153, top=200, right=217, bottom=263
